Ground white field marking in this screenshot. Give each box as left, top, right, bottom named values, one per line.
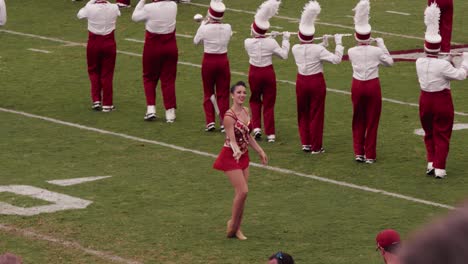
left=270, top=26, right=283, bottom=29
left=386, top=10, right=411, bottom=16
left=0, top=107, right=454, bottom=210
left=47, top=176, right=112, bottom=186
left=0, top=185, right=92, bottom=216
left=176, top=33, right=193, bottom=38
left=186, top=2, right=461, bottom=44
left=2, top=29, right=468, bottom=117
left=0, top=224, right=142, bottom=264
left=27, top=48, right=51, bottom=54
left=414, top=123, right=468, bottom=136
left=124, top=38, right=144, bottom=43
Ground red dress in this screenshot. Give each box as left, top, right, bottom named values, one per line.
left=213, top=110, right=252, bottom=171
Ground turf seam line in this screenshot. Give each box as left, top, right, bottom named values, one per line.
left=186, top=2, right=461, bottom=45
left=0, top=107, right=454, bottom=210
left=0, top=223, right=142, bottom=264
left=1, top=29, right=467, bottom=117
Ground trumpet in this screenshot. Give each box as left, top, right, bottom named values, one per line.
left=438, top=52, right=464, bottom=57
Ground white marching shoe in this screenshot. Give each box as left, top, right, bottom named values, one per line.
left=426, top=162, right=435, bottom=176
left=165, top=108, right=176, bottom=123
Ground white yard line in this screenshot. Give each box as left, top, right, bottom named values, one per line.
left=386, top=10, right=411, bottom=16
left=27, top=48, right=51, bottom=54
left=0, top=224, right=142, bottom=264
left=0, top=107, right=454, bottom=210
left=124, top=38, right=144, bottom=43
left=47, top=176, right=112, bottom=186
left=1, top=29, right=468, bottom=117
left=187, top=2, right=463, bottom=44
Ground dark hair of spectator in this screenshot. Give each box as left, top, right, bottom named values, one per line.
left=268, top=251, right=294, bottom=264
left=230, top=81, right=247, bottom=93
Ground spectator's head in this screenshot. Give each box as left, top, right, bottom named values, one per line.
left=268, top=251, right=294, bottom=264
left=0, top=253, right=22, bottom=264
left=376, top=229, right=401, bottom=263
left=399, top=203, right=468, bottom=264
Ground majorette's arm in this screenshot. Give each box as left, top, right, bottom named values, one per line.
left=132, top=0, right=147, bottom=22
left=0, top=0, right=6, bottom=26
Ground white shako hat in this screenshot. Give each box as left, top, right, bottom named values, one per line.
left=208, top=0, right=226, bottom=20
left=424, top=3, right=442, bottom=53
left=353, top=0, right=371, bottom=42
left=251, top=0, right=281, bottom=35
left=298, top=0, right=321, bottom=43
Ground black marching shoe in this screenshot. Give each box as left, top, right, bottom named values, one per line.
left=92, top=102, right=102, bottom=111
left=205, top=123, right=215, bottom=132
left=355, top=155, right=365, bottom=163
left=144, top=113, right=157, bottom=121
left=311, top=148, right=325, bottom=155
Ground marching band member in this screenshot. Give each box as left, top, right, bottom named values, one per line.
left=194, top=0, right=232, bottom=132
left=132, top=0, right=178, bottom=122
left=292, top=0, right=343, bottom=153
left=244, top=0, right=290, bottom=143
left=116, top=0, right=131, bottom=8
left=77, top=0, right=121, bottom=112
left=417, top=3, right=467, bottom=179
left=0, top=0, right=6, bottom=26
left=428, top=0, right=453, bottom=52
left=348, top=0, right=393, bottom=163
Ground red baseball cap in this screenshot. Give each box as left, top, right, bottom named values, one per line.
left=376, top=229, right=401, bottom=249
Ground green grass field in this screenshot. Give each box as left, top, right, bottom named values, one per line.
left=1, top=0, right=468, bottom=263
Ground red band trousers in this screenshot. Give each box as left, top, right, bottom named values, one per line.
left=419, top=89, right=454, bottom=169
left=295, top=73, right=326, bottom=151
left=248, top=64, right=277, bottom=136
left=143, top=30, right=178, bottom=110
left=201, top=53, right=230, bottom=125
left=87, top=31, right=116, bottom=106
left=351, top=78, right=382, bottom=160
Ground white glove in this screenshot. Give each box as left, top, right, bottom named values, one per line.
left=375, top=38, right=384, bottom=47
left=334, top=34, right=343, bottom=46
left=320, top=35, right=331, bottom=47
left=282, top=31, right=291, bottom=41
left=462, top=52, right=468, bottom=72
left=270, top=31, right=280, bottom=38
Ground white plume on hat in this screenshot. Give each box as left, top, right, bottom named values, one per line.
left=353, top=0, right=371, bottom=36
left=424, top=3, right=441, bottom=44
left=208, top=0, right=226, bottom=20
left=253, top=0, right=281, bottom=32
left=299, top=0, right=321, bottom=40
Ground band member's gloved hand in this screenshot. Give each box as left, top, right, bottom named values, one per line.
left=334, top=34, right=343, bottom=46
left=462, top=52, right=468, bottom=72
left=375, top=38, right=385, bottom=47
left=282, top=31, right=291, bottom=41
left=270, top=31, right=280, bottom=38
left=319, top=35, right=330, bottom=47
